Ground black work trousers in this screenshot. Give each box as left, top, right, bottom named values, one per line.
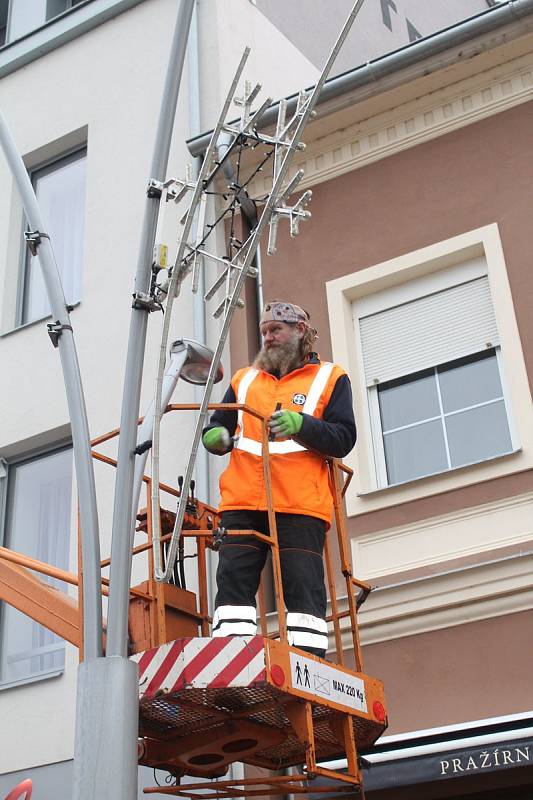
left=213, top=510, right=328, bottom=658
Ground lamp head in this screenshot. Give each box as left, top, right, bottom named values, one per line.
left=170, top=339, right=224, bottom=385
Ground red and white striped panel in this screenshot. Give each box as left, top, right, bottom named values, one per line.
left=131, top=636, right=267, bottom=700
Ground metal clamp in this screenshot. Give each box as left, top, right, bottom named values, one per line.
left=132, top=291, right=161, bottom=312
left=147, top=179, right=163, bottom=199
left=212, top=527, right=227, bottom=551
left=47, top=321, right=73, bottom=348
left=134, top=439, right=152, bottom=456
left=24, top=230, right=50, bottom=257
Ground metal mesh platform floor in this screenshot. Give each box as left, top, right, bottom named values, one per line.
left=139, top=682, right=385, bottom=770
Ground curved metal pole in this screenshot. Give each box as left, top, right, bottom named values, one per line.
left=105, top=0, right=195, bottom=658
left=0, top=110, right=103, bottom=661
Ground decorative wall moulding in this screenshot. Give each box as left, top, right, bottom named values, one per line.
left=250, top=52, right=533, bottom=196
left=352, top=491, right=533, bottom=580
left=330, top=550, right=533, bottom=647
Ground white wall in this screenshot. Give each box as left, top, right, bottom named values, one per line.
left=197, top=0, right=319, bottom=132
left=0, top=0, right=319, bottom=777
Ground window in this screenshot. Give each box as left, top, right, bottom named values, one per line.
left=328, top=225, right=532, bottom=526
left=21, top=148, right=86, bottom=325
left=46, top=0, right=86, bottom=21
left=356, top=265, right=516, bottom=488
left=1, top=0, right=85, bottom=45
left=0, top=446, right=72, bottom=687
left=376, top=350, right=512, bottom=485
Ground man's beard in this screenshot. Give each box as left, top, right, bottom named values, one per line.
left=253, top=334, right=302, bottom=376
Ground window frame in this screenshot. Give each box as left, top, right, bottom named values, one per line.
left=1, top=0, right=87, bottom=49
left=326, top=224, right=532, bottom=517
left=368, top=347, right=518, bottom=488
left=17, top=144, right=87, bottom=328
left=0, top=439, right=72, bottom=691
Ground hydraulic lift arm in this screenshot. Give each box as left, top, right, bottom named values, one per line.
left=0, top=549, right=81, bottom=648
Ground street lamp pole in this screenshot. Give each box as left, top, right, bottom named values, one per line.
left=72, top=3, right=195, bottom=799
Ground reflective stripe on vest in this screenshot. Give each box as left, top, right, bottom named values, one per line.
left=235, top=362, right=335, bottom=457
left=236, top=368, right=259, bottom=433
left=301, top=362, right=334, bottom=414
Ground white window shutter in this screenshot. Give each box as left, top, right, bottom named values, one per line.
left=359, top=277, right=499, bottom=386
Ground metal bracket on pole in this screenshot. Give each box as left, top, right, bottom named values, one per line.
left=147, top=178, right=164, bottom=199
left=47, top=321, right=74, bottom=348
left=131, top=290, right=162, bottom=312
left=24, top=229, right=50, bottom=256
left=134, top=439, right=153, bottom=456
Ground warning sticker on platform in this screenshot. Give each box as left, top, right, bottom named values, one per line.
left=289, top=653, right=367, bottom=712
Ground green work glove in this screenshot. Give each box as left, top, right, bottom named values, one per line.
left=202, top=426, right=232, bottom=454
left=268, top=409, right=303, bottom=439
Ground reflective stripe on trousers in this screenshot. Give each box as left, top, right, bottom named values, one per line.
left=213, top=511, right=328, bottom=656
left=212, top=606, right=328, bottom=653
left=212, top=604, right=257, bottom=637
left=287, top=612, right=328, bottom=652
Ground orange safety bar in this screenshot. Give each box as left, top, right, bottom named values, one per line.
left=86, top=402, right=368, bottom=667
left=0, top=402, right=369, bottom=668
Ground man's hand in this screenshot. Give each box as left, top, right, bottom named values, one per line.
left=202, top=426, right=232, bottom=454
left=268, top=409, right=303, bottom=439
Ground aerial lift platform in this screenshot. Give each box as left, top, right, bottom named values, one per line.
left=0, top=401, right=387, bottom=799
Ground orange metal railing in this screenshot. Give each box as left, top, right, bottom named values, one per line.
left=0, top=402, right=370, bottom=668
left=0, top=403, right=383, bottom=798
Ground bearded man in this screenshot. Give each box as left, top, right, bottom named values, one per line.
left=201, top=300, right=356, bottom=659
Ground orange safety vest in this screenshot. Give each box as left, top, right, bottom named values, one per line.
left=218, top=361, right=346, bottom=524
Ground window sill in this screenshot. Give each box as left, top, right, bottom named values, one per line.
left=357, top=447, right=523, bottom=497
left=0, top=301, right=80, bottom=339
left=0, top=667, right=64, bottom=692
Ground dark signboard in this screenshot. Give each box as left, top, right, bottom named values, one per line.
left=362, top=738, right=533, bottom=791
left=312, top=735, right=533, bottom=796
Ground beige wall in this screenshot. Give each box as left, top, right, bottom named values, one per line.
left=254, top=100, right=533, bottom=538
left=256, top=0, right=491, bottom=75
left=232, top=96, right=533, bottom=731
left=363, top=611, right=533, bottom=734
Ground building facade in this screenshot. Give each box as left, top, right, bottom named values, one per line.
left=206, top=2, right=533, bottom=797
left=0, top=0, right=530, bottom=798
left=0, top=0, right=318, bottom=795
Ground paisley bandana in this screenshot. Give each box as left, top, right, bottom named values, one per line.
left=260, top=301, right=309, bottom=325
